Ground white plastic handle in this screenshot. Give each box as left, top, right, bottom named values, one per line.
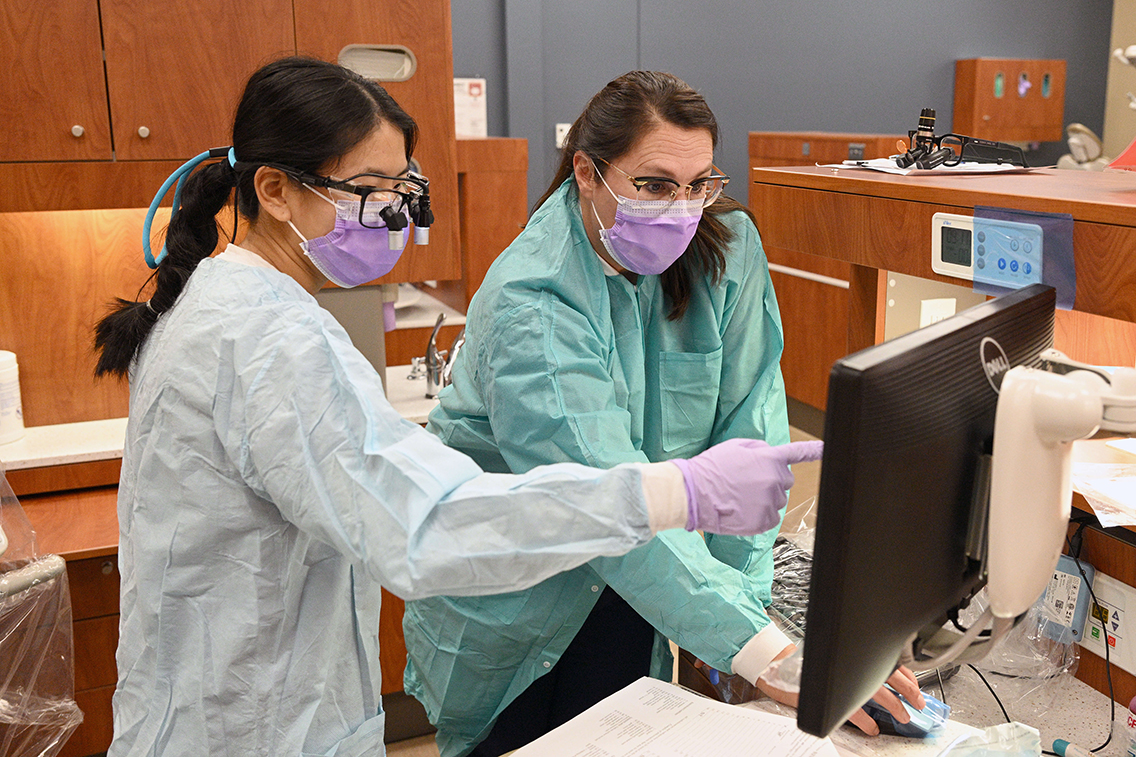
left=988, top=367, right=1103, bottom=619
left=0, top=554, right=66, bottom=599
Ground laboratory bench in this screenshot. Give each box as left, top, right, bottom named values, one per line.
left=743, top=664, right=1131, bottom=757
left=0, top=365, right=441, bottom=757
left=749, top=163, right=1136, bottom=709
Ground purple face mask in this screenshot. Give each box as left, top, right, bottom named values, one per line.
left=591, top=171, right=703, bottom=275
left=290, top=186, right=409, bottom=287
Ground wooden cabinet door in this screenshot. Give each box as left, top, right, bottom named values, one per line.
left=294, top=0, right=461, bottom=284
left=100, top=0, right=295, bottom=160
left=0, top=0, right=112, bottom=161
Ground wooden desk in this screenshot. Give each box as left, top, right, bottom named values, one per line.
left=751, top=166, right=1136, bottom=342
left=750, top=164, right=1136, bottom=705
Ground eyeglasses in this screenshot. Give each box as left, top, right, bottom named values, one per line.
left=260, top=162, right=430, bottom=229
left=594, top=156, right=728, bottom=208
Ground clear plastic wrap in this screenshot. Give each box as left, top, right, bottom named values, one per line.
left=0, top=469, right=83, bottom=756
left=947, top=587, right=1079, bottom=725
left=680, top=498, right=818, bottom=705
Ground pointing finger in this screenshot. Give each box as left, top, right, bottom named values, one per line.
left=778, top=440, right=824, bottom=465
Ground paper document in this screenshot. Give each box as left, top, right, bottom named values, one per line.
left=510, top=677, right=837, bottom=757
left=1071, top=461, right=1136, bottom=527
left=817, top=159, right=1041, bottom=176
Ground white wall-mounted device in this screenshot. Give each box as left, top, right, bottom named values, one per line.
left=931, top=212, right=1044, bottom=287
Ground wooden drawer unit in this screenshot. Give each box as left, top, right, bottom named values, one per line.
left=749, top=132, right=904, bottom=410
left=65, top=555, right=121, bottom=757
left=59, top=686, right=115, bottom=757
left=68, top=556, right=120, bottom=620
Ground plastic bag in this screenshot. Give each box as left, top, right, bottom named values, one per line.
left=937, top=722, right=1042, bottom=757
left=0, top=468, right=83, bottom=756
left=945, top=586, right=1078, bottom=726
left=685, top=497, right=818, bottom=705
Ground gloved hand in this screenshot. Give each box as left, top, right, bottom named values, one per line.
left=670, top=439, right=824, bottom=535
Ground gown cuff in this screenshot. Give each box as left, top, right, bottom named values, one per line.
left=636, top=461, right=688, bottom=533
left=730, top=624, right=794, bottom=684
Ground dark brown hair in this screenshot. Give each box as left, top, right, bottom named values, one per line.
left=535, top=70, right=756, bottom=320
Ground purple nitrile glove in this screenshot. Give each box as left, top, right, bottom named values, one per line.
left=670, top=439, right=824, bottom=536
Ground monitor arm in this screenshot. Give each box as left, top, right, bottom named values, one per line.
left=987, top=350, right=1136, bottom=620
left=905, top=350, right=1136, bottom=671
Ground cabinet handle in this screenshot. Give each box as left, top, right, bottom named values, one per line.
left=101, top=560, right=116, bottom=575
left=71, top=125, right=85, bottom=138
left=138, top=126, right=151, bottom=138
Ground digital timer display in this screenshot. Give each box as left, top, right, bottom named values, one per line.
left=940, top=225, right=972, bottom=267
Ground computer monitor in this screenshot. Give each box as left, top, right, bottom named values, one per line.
left=796, top=283, right=1057, bottom=738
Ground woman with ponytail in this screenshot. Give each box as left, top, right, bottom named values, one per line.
left=403, top=71, right=920, bottom=756
left=93, top=58, right=814, bottom=756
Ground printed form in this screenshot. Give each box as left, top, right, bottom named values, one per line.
left=510, top=677, right=838, bottom=757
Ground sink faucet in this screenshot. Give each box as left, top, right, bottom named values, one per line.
left=425, top=313, right=467, bottom=399
left=425, top=313, right=447, bottom=399
left=441, top=327, right=465, bottom=389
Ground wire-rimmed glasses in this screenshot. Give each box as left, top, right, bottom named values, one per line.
left=594, top=156, right=728, bottom=208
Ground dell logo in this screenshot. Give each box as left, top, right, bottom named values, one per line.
left=980, top=337, right=1011, bottom=392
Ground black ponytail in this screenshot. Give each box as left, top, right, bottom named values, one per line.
left=94, top=160, right=235, bottom=379
left=94, top=56, right=418, bottom=380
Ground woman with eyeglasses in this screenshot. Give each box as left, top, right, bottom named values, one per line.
left=403, top=71, right=923, bottom=756
left=92, top=58, right=817, bottom=757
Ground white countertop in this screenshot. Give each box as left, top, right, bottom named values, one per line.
left=0, top=365, right=439, bottom=471
left=0, top=417, right=128, bottom=471
left=742, top=666, right=1129, bottom=757
left=383, top=363, right=440, bottom=425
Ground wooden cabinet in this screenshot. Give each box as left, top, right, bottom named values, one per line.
left=100, top=0, right=295, bottom=161
left=386, top=137, right=529, bottom=367
left=0, top=0, right=112, bottom=162
left=749, top=132, right=903, bottom=411
left=1, top=0, right=293, bottom=165
left=295, top=0, right=462, bottom=284
left=953, top=58, right=1066, bottom=143
left=1, top=0, right=462, bottom=286
left=60, top=556, right=121, bottom=757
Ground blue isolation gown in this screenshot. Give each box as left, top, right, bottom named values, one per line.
left=109, top=249, right=672, bottom=757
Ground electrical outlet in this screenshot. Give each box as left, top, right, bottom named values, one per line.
left=1082, top=572, right=1136, bottom=675
left=555, top=123, right=571, bottom=150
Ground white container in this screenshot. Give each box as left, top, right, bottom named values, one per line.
left=0, top=351, right=26, bottom=444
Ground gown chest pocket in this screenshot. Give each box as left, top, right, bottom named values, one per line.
left=659, top=347, right=723, bottom=455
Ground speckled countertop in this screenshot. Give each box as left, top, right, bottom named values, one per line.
left=746, top=666, right=1129, bottom=756
left=0, top=365, right=438, bottom=471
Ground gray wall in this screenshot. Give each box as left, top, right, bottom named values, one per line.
left=452, top=0, right=1114, bottom=208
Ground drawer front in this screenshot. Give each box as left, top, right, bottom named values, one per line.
left=58, top=685, right=114, bottom=757
left=67, top=556, right=120, bottom=621
left=74, top=614, right=119, bottom=691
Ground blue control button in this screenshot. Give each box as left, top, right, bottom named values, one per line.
left=977, top=244, right=986, bottom=256
left=977, top=258, right=986, bottom=269
left=977, top=231, right=986, bottom=243
left=1010, top=239, right=1019, bottom=252
left=1024, top=262, right=1032, bottom=275
left=1010, top=260, right=1019, bottom=273
left=998, top=258, right=1007, bottom=270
